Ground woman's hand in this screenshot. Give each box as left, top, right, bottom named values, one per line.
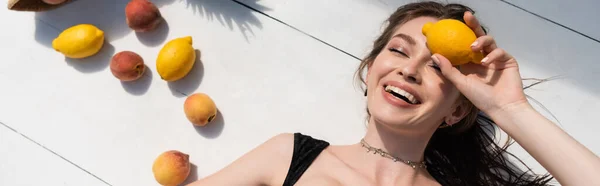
left=431, top=11, right=529, bottom=116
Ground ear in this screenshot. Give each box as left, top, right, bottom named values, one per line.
left=444, top=98, right=472, bottom=126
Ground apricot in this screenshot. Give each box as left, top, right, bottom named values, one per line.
left=110, top=51, right=145, bottom=81
left=125, top=0, right=162, bottom=32
left=152, top=150, right=190, bottom=186
left=184, top=93, right=217, bottom=126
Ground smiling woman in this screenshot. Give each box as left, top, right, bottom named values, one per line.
left=188, top=1, right=600, bottom=186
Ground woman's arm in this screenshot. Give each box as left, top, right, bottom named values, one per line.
left=432, top=11, right=600, bottom=186
left=186, top=133, right=294, bottom=186
left=490, top=102, right=600, bottom=186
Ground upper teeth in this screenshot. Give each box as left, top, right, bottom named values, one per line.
left=385, top=85, right=418, bottom=104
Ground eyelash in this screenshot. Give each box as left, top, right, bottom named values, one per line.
left=430, top=63, right=441, bottom=72
left=389, top=48, right=409, bottom=58
left=389, top=48, right=441, bottom=72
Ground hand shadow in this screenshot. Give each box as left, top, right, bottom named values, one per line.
left=65, top=42, right=115, bottom=73
left=168, top=50, right=204, bottom=97
left=120, top=66, right=153, bottom=96
left=182, top=163, right=199, bottom=185
left=135, top=18, right=170, bottom=47
left=194, top=109, right=225, bottom=139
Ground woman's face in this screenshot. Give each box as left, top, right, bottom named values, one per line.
left=366, top=16, right=466, bottom=133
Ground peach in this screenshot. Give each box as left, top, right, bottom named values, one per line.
left=125, top=0, right=162, bottom=32
left=110, top=51, right=145, bottom=81
left=184, top=93, right=217, bottom=126
left=42, top=0, right=66, bottom=5
left=152, top=150, right=190, bottom=186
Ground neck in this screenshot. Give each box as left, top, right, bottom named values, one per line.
left=354, top=118, right=439, bottom=185
left=363, top=118, right=437, bottom=165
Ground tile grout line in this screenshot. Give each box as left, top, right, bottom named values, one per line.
left=230, top=0, right=362, bottom=61
left=499, top=0, right=600, bottom=43
left=0, top=121, right=113, bottom=186
left=234, top=0, right=600, bottom=53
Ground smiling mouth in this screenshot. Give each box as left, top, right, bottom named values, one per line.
left=384, top=85, right=421, bottom=105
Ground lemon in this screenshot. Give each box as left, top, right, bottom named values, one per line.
left=156, top=36, right=196, bottom=81
left=52, top=24, right=105, bottom=59
left=422, top=19, right=483, bottom=65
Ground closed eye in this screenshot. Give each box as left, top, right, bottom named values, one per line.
left=430, top=64, right=441, bottom=72
left=389, top=48, right=409, bottom=58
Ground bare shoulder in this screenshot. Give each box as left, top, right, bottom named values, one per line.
left=261, top=133, right=296, bottom=158
left=260, top=133, right=296, bottom=184
left=187, top=133, right=295, bottom=186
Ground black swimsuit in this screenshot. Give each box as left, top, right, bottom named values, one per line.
left=282, top=133, right=330, bottom=186
left=282, top=133, right=449, bottom=186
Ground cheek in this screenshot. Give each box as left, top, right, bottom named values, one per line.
left=426, top=81, right=460, bottom=107
left=368, top=55, right=397, bottom=83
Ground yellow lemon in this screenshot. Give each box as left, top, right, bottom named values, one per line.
left=422, top=19, right=483, bottom=65
left=156, top=36, right=196, bottom=81
left=52, top=24, right=105, bottom=59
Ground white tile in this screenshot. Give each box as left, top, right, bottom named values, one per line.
left=0, top=123, right=109, bottom=186
left=504, top=0, right=600, bottom=41
left=238, top=0, right=396, bottom=58
left=0, top=1, right=365, bottom=185
left=240, top=0, right=600, bottom=175
left=3, top=0, right=599, bottom=184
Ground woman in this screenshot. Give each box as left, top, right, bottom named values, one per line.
left=189, top=2, right=600, bottom=185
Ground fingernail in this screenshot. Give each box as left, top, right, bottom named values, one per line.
left=431, top=55, right=439, bottom=65
left=481, top=57, right=489, bottom=64
left=470, top=41, right=478, bottom=48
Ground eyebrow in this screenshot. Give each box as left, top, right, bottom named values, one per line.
left=392, top=33, right=416, bottom=45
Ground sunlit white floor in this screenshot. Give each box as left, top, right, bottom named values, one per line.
left=1, top=0, right=598, bottom=185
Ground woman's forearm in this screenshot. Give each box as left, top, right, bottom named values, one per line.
left=489, top=103, right=600, bottom=186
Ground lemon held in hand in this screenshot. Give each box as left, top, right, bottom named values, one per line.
left=156, top=36, right=196, bottom=81
left=422, top=19, right=483, bottom=65
left=52, top=24, right=105, bottom=59
left=184, top=93, right=217, bottom=126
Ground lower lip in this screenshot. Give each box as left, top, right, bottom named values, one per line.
left=381, top=88, right=418, bottom=108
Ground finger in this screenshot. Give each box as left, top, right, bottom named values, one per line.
left=464, top=11, right=486, bottom=37
left=432, top=54, right=467, bottom=88
left=470, top=35, right=497, bottom=54
left=480, top=48, right=513, bottom=65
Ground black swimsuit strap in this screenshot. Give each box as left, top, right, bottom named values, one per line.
left=283, top=133, right=330, bottom=186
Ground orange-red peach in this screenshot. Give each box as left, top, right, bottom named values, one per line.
left=125, top=0, right=162, bottom=32
left=42, top=0, right=66, bottom=5
left=152, top=150, right=190, bottom=186
left=110, top=51, right=145, bottom=81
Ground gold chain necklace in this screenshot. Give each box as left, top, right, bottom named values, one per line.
left=360, top=139, right=427, bottom=169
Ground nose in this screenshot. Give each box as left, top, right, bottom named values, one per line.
left=399, top=62, right=421, bottom=83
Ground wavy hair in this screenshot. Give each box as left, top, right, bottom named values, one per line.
left=355, top=1, right=553, bottom=185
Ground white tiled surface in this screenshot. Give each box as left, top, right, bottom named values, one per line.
left=0, top=0, right=365, bottom=185
left=504, top=0, right=600, bottom=41
left=1, top=0, right=598, bottom=185
left=0, top=123, right=109, bottom=186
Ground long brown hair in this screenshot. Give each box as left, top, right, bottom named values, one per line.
left=355, top=1, right=553, bottom=185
